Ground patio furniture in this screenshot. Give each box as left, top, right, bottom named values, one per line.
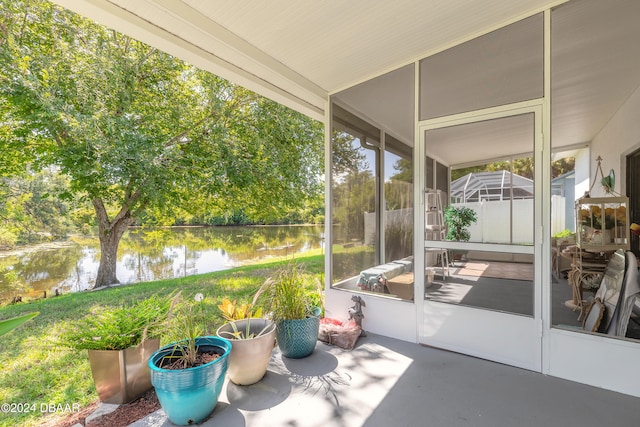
left=563, top=249, right=626, bottom=333
left=614, top=251, right=640, bottom=336
left=357, top=258, right=414, bottom=295
left=561, top=245, right=611, bottom=319
left=392, top=257, right=413, bottom=273
left=386, top=273, right=415, bottom=300
left=581, top=297, right=605, bottom=333
left=584, top=249, right=626, bottom=334
left=552, top=241, right=573, bottom=279
left=357, top=263, right=404, bottom=293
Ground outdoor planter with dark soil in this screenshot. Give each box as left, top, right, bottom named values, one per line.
left=148, top=336, right=231, bottom=426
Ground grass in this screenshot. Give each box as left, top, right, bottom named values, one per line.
left=0, top=252, right=324, bottom=427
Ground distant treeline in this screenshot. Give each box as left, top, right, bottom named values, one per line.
left=0, top=169, right=324, bottom=249
left=169, top=207, right=325, bottom=227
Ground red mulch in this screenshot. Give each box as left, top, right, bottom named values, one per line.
left=41, top=351, right=220, bottom=426
left=42, top=389, right=160, bottom=427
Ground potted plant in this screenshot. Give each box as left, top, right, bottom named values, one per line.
left=552, top=229, right=576, bottom=246
left=215, top=298, right=276, bottom=385
left=444, top=205, right=478, bottom=262
left=148, top=293, right=231, bottom=426
left=254, top=260, right=323, bottom=359
left=59, top=295, right=171, bottom=404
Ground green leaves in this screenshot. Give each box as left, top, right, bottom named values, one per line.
left=254, top=260, right=322, bottom=321
left=59, top=295, right=173, bottom=350
left=444, top=205, right=478, bottom=242
left=0, top=312, right=39, bottom=337
left=2, top=0, right=323, bottom=221
left=2, top=0, right=323, bottom=284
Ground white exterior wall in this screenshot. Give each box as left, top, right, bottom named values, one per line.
left=324, top=287, right=417, bottom=343
left=363, top=211, right=376, bottom=245
left=365, top=208, right=413, bottom=246
left=591, top=84, right=640, bottom=197
left=551, top=194, right=566, bottom=234
left=372, top=201, right=537, bottom=244
left=574, top=149, right=591, bottom=199
left=457, top=200, right=535, bottom=244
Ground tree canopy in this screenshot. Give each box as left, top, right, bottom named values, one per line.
left=0, top=0, right=323, bottom=286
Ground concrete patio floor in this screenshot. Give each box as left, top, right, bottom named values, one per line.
left=129, top=333, right=639, bottom=427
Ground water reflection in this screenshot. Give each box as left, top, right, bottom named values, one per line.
left=0, top=225, right=324, bottom=302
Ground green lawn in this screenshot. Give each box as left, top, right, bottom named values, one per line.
left=0, top=252, right=324, bottom=427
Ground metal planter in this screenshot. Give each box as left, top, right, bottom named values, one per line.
left=87, top=338, right=160, bottom=404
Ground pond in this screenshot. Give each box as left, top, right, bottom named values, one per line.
left=0, top=225, right=325, bottom=303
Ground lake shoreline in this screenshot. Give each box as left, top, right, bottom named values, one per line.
left=0, top=239, right=79, bottom=258
left=0, top=223, right=323, bottom=256
left=0, top=225, right=324, bottom=303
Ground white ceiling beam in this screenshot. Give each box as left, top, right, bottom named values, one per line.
left=152, top=0, right=326, bottom=100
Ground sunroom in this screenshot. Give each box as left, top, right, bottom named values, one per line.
left=325, top=0, right=640, bottom=398
left=53, top=0, right=640, bottom=398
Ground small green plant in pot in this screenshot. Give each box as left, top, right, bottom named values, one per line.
left=254, top=259, right=323, bottom=359
left=148, top=292, right=231, bottom=426
left=59, top=295, right=172, bottom=404
left=552, top=229, right=576, bottom=246
left=216, top=298, right=276, bottom=385
left=444, top=205, right=478, bottom=262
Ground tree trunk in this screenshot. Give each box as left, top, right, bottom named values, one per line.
left=93, top=198, right=135, bottom=288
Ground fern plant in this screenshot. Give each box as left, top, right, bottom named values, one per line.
left=60, top=294, right=173, bottom=351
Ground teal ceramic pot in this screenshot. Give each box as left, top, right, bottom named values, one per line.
left=276, top=316, right=320, bottom=359
left=148, top=336, right=231, bottom=426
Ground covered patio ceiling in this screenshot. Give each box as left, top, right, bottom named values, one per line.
left=51, top=0, right=560, bottom=121
left=51, top=0, right=640, bottom=165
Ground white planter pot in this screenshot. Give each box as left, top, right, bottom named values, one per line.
left=216, top=318, right=276, bottom=385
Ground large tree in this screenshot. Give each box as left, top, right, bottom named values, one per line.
left=0, top=0, right=323, bottom=287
